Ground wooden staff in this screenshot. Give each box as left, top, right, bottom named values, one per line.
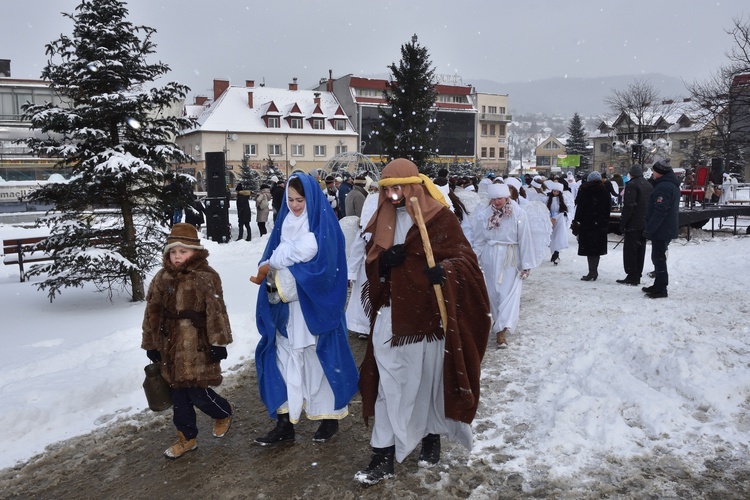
left=410, top=196, right=448, bottom=333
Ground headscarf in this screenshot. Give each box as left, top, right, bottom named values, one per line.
left=364, top=158, right=448, bottom=263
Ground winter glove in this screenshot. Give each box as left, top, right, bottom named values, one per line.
left=424, top=263, right=447, bottom=286
left=146, top=349, right=161, bottom=363
left=379, top=244, right=407, bottom=276
left=210, top=346, right=228, bottom=362
left=519, top=269, right=530, bottom=280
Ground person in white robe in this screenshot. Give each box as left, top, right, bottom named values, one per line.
left=471, top=182, right=536, bottom=349
left=546, top=181, right=570, bottom=265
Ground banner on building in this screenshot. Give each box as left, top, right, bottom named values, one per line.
left=557, top=154, right=580, bottom=167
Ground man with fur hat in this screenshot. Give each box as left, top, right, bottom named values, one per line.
left=141, top=223, right=234, bottom=458
left=617, top=164, right=653, bottom=285
left=355, top=159, right=491, bottom=485
left=642, top=159, right=680, bottom=298
left=345, top=174, right=368, bottom=218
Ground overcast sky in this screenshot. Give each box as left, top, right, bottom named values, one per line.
left=2, top=0, right=748, bottom=99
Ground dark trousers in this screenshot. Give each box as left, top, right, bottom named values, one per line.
left=622, top=230, right=647, bottom=282
left=237, top=221, right=251, bottom=240
left=257, top=222, right=267, bottom=236
left=650, top=239, right=670, bottom=292
left=172, top=387, right=232, bottom=439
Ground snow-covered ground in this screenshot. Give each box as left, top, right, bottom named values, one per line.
left=1, top=206, right=749, bottom=486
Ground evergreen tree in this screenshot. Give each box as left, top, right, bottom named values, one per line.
left=239, top=155, right=260, bottom=191
left=565, top=112, right=592, bottom=173
left=371, top=34, right=439, bottom=170
left=23, top=0, right=194, bottom=302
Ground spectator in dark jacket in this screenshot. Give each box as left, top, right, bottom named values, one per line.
left=337, top=172, right=354, bottom=218
left=345, top=175, right=368, bottom=218
left=270, top=177, right=286, bottom=221
left=235, top=183, right=252, bottom=241
left=184, top=193, right=206, bottom=230
left=573, top=171, right=612, bottom=281
left=642, top=160, right=681, bottom=299
left=616, top=164, right=653, bottom=285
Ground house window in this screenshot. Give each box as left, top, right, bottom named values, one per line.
left=600, top=143, right=608, bottom=153
left=481, top=105, right=486, bottom=113
left=267, top=116, right=280, bottom=128
left=335, top=145, right=348, bottom=154
left=499, top=107, right=506, bottom=114
left=481, top=124, right=488, bottom=136
left=268, top=144, right=281, bottom=156
left=480, top=147, right=487, bottom=159
left=498, top=147, right=506, bottom=159
left=679, top=139, right=689, bottom=150
left=291, top=144, right=304, bottom=156
left=312, top=119, right=324, bottom=130
left=498, top=124, right=506, bottom=136
left=314, top=145, right=326, bottom=157
left=333, top=120, right=347, bottom=131
left=489, top=124, right=496, bottom=136
left=290, top=117, right=302, bottom=129
left=489, top=147, right=496, bottom=158
left=538, top=156, right=551, bottom=166
left=244, top=144, right=257, bottom=156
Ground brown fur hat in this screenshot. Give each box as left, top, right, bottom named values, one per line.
left=164, top=223, right=204, bottom=254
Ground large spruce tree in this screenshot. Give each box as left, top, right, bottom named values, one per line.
left=23, top=0, right=194, bottom=301
left=565, top=113, right=592, bottom=174
left=372, top=34, right=439, bottom=170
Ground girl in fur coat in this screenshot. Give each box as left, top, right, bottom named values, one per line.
left=141, top=223, right=234, bottom=459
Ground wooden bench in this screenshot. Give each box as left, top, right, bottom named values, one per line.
left=3, top=229, right=121, bottom=282
left=3, top=236, right=52, bottom=282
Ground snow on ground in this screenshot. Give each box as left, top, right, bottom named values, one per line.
left=1, top=208, right=749, bottom=485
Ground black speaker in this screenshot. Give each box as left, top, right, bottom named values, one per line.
left=204, top=196, right=230, bottom=243
left=710, top=158, right=724, bottom=184
left=205, top=152, right=228, bottom=197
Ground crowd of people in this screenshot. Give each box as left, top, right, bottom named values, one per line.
left=141, top=157, right=681, bottom=486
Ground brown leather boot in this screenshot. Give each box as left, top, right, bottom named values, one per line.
left=213, top=402, right=234, bottom=438
left=496, top=328, right=508, bottom=349
left=164, top=431, right=197, bottom=459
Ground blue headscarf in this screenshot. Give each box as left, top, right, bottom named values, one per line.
left=255, top=173, right=358, bottom=418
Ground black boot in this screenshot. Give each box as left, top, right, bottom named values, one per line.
left=254, top=413, right=295, bottom=446
left=354, top=446, right=395, bottom=485
left=418, top=433, right=441, bottom=466
left=551, top=251, right=560, bottom=265
left=312, top=419, right=339, bottom=442
left=581, top=256, right=599, bottom=281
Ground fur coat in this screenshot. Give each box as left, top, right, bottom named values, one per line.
left=573, top=180, right=612, bottom=256
left=141, top=249, right=232, bottom=388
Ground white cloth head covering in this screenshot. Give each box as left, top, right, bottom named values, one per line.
left=505, top=177, right=522, bottom=191
left=487, top=183, right=510, bottom=199
left=549, top=182, right=564, bottom=192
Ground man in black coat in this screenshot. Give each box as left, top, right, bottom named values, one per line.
left=642, top=160, right=681, bottom=299
left=270, top=177, right=285, bottom=222
left=617, top=164, right=653, bottom=285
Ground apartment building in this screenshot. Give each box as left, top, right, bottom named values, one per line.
left=177, top=78, right=358, bottom=188
left=472, top=91, right=511, bottom=172
left=315, top=73, right=477, bottom=164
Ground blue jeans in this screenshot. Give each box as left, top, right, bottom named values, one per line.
left=650, top=239, right=670, bottom=292
left=172, top=387, right=232, bottom=439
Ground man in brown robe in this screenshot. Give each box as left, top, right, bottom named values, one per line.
left=354, top=158, right=491, bottom=485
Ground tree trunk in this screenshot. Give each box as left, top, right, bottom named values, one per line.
left=121, top=200, right=146, bottom=301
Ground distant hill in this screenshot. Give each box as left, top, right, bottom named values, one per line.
left=469, top=73, right=691, bottom=118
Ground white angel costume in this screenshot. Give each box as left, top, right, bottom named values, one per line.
left=471, top=190, right=536, bottom=335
